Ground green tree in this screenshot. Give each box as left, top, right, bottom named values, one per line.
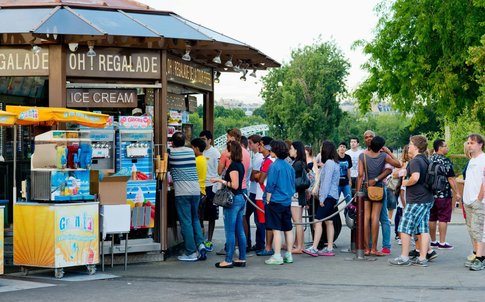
left=337, top=111, right=411, bottom=149
left=261, top=40, right=350, bottom=145
left=354, top=0, right=485, bottom=126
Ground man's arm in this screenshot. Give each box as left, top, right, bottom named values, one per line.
left=448, top=177, right=461, bottom=200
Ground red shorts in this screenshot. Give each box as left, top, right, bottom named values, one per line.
left=429, top=198, right=452, bottom=223
left=255, top=199, right=265, bottom=224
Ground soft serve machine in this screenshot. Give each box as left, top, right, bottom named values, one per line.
left=116, top=116, right=157, bottom=241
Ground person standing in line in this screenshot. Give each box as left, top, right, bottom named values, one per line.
left=390, top=135, right=434, bottom=267
left=169, top=132, right=206, bottom=262
left=289, top=141, right=307, bottom=254
left=462, top=134, right=485, bottom=271
left=240, top=135, right=252, bottom=252
left=361, top=130, right=394, bottom=255
left=357, top=135, right=401, bottom=256
left=191, top=138, right=208, bottom=259
left=216, top=128, right=251, bottom=255
left=337, top=142, right=353, bottom=204
left=346, top=137, right=363, bottom=194
left=394, top=145, right=410, bottom=244
left=246, top=134, right=265, bottom=252
left=199, top=130, right=220, bottom=252
left=210, top=141, right=247, bottom=268
left=303, top=141, right=341, bottom=257
left=429, top=139, right=461, bottom=250
left=255, top=136, right=275, bottom=256
left=264, top=140, right=295, bottom=265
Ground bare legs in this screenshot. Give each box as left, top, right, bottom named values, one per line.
left=291, top=206, right=304, bottom=252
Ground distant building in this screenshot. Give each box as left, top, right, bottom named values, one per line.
left=215, top=98, right=262, bottom=116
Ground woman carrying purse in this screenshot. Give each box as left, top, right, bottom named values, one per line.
left=210, top=141, right=246, bottom=268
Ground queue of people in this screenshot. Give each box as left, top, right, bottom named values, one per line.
left=168, top=128, right=485, bottom=271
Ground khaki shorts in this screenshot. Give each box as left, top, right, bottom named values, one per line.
left=464, top=200, right=485, bottom=242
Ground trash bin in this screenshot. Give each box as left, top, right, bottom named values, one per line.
left=0, top=200, right=8, bottom=228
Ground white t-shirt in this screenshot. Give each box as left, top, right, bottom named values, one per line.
left=346, top=149, right=363, bottom=178
left=203, top=146, right=221, bottom=187
left=463, top=153, right=485, bottom=205
left=249, top=152, right=264, bottom=194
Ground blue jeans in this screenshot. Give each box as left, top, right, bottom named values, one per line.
left=175, top=195, right=204, bottom=255
left=338, top=184, right=352, bottom=203
left=223, top=194, right=247, bottom=263
left=246, top=193, right=266, bottom=250
left=380, top=187, right=391, bottom=249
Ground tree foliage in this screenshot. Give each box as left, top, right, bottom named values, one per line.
left=354, top=0, right=485, bottom=126
left=337, top=111, right=412, bottom=149
left=261, top=40, right=350, bottom=146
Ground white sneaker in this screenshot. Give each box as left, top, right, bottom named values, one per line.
left=178, top=252, right=198, bottom=262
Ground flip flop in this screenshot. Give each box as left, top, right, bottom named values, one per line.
left=364, top=249, right=371, bottom=256
left=370, top=250, right=386, bottom=257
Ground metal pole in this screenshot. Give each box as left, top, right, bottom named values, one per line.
left=13, top=125, right=16, bottom=205
left=355, top=192, right=365, bottom=260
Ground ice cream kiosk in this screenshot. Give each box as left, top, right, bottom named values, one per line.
left=6, top=106, right=109, bottom=279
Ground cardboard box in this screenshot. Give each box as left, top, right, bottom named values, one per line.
left=90, top=170, right=130, bottom=205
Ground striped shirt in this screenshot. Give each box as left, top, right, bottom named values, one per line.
left=169, top=147, right=200, bottom=197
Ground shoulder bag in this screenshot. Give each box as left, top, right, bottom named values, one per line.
left=295, top=167, right=311, bottom=191
left=213, top=182, right=234, bottom=208
left=365, top=154, right=384, bottom=202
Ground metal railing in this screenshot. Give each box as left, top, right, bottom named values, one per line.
left=214, top=124, right=269, bottom=151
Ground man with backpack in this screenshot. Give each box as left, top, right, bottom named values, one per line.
left=428, top=139, right=461, bottom=250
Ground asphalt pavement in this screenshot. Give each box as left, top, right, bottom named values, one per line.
left=0, top=207, right=484, bottom=301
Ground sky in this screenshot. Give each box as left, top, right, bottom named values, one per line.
left=143, top=0, right=381, bottom=104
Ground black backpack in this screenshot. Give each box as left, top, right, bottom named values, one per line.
left=424, top=158, right=448, bottom=192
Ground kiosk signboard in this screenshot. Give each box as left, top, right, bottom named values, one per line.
left=167, top=56, right=213, bottom=91
left=67, top=88, right=137, bottom=108
left=66, top=48, right=161, bottom=79
left=0, top=47, right=49, bottom=76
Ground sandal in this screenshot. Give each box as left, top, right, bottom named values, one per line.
left=370, top=250, right=385, bottom=257
left=364, top=249, right=371, bottom=256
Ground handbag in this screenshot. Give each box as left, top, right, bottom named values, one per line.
left=386, top=174, right=400, bottom=192
left=295, top=163, right=311, bottom=191
left=213, top=183, right=234, bottom=208
left=364, top=154, right=384, bottom=202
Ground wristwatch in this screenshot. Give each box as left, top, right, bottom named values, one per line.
left=374, top=177, right=379, bottom=182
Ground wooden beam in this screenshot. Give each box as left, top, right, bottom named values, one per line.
left=48, top=44, right=66, bottom=108
left=203, top=90, right=214, bottom=138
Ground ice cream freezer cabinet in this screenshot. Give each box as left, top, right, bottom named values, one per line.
left=13, top=202, right=99, bottom=278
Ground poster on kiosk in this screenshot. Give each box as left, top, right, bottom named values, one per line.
left=117, top=116, right=156, bottom=231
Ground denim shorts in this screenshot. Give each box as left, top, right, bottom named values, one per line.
left=397, top=202, right=433, bottom=235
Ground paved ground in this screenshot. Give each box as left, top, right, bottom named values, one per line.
left=1, top=208, right=484, bottom=301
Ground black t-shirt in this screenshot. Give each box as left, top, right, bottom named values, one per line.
left=224, top=161, right=245, bottom=195
left=405, top=154, right=434, bottom=204
left=338, top=154, right=352, bottom=187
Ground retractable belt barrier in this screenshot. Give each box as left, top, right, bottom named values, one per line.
left=242, top=193, right=354, bottom=226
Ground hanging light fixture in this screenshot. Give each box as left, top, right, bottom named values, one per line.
left=249, top=68, right=257, bottom=78
left=212, top=50, right=222, bottom=64
left=87, top=41, right=96, bottom=57
left=31, top=38, right=41, bottom=54
left=31, top=44, right=42, bottom=54
left=214, top=71, right=221, bottom=83
left=240, top=69, right=248, bottom=81
left=233, top=61, right=242, bottom=72
left=224, top=56, right=233, bottom=68
left=182, top=44, right=191, bottom=61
